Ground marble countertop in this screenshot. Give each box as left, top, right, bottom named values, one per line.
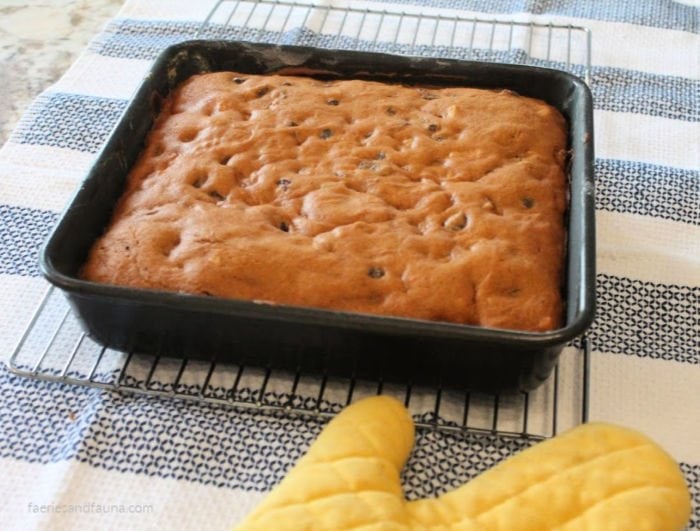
left=0, top=0, right=123, bottom=146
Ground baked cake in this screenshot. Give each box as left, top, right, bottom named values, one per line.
left=81, top=71, right=568, bottom=332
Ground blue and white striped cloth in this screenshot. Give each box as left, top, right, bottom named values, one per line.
left=0, top=0, right=698, bottom=529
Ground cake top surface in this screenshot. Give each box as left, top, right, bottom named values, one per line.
left=82, top=71, right=568, bottom=331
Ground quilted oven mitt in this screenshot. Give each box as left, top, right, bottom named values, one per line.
left=235, top=396, right=690, bottom=530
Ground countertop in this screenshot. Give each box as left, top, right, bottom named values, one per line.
left=0, top=0, right=123, bottom=145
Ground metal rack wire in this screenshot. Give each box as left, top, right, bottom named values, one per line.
left=196, top=0, right=591, bottom=84
left=9, top=288, right=590, bottom=440
left=7, top=0, right=593, bottom=441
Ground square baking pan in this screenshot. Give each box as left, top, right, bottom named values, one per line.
left=40, top=40, right=595, bottom=393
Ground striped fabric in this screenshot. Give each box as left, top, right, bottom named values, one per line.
left=0, top=0, right=698, bottom=529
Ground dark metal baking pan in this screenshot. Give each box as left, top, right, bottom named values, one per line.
left=40, top=40, right=595, bottom=393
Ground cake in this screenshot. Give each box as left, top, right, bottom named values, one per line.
left=81, top=71, right=568, bottom=332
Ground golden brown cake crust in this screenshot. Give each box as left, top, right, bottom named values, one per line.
left=81, top=72, right=568, bottom=332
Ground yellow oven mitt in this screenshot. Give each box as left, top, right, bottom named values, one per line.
left=235, top=396, right=690, bottom=530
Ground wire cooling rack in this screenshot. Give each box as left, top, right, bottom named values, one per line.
left=9, top=287, right=590, bottom=440
left=7, top=0, right=593, bottom=441
left=197, top=0, right=592, bottom=84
